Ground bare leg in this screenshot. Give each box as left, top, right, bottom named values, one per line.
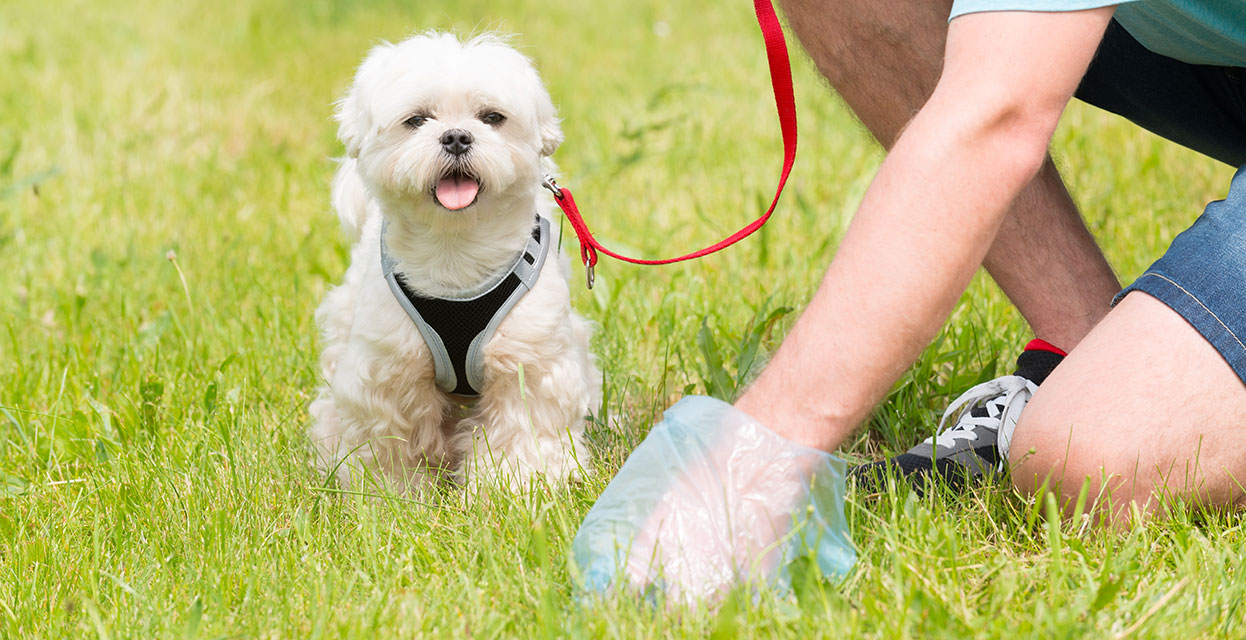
left=779, top=0, right=1120, bottom=349
left=1010, top=292, right=1246, bottom=519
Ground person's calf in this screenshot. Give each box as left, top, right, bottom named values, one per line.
left=778, top=0, right=953, bottom=146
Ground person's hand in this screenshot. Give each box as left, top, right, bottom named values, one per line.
left=571, top=396, right=856, bottom=603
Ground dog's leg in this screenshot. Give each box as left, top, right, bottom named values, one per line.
left=314, top=345, right=456, bottom=495
left=457, top=314, right=600, bottom=490
left=311, top=262, right=456, bottom=494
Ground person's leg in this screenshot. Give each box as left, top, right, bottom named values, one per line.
left=778, top=0, right=1122, bottom=349
left=1012, top=164, right=1246, bottom=518
left=812, top=4, right=1246, bottom=495
left=781, top=0, right=1118, bottom=492
left=1010, top=293, right=1246, bottom=519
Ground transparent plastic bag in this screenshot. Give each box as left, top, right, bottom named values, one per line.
left=572, top=395, right=856, bottom=603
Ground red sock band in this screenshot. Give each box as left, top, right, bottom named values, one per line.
left=1024, top=338, right=1068, bottom=357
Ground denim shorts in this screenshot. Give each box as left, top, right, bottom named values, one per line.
left=1075, top=20, right=1246, bottom=383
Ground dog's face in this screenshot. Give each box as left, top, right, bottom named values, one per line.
left=337, top=33, right=562, bottom=217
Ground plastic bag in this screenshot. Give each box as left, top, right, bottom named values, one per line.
left=571, top=395, right=856, bottom=603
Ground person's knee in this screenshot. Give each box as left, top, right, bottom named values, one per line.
left=1008, top=384, right=1139, bottom=504
left=1008, top=388, right=1082, bottom=497
left=1010, top=390, right=1178, bottom=521
left=1009, top=293, right=1246, bottom=516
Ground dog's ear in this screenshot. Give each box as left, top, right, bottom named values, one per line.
left=336, top=42, right=397, bottom=158
left=539, top=118, right=564, bottom=157
left=525, top=66, right=563, bottom=156
left=535, top=89, right=563, bottom=156
left=335, top=92, right=367, bottom=159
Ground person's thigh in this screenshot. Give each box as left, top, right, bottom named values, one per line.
left=1010, top=291, right=1246, bottom=517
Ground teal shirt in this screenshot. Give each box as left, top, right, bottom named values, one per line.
left=949, top=0, right=1246, bottom=67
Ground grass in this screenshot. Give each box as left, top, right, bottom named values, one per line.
left=1, top=0, right=1243, bottom=636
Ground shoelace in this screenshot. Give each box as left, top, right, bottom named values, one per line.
left=932, top=376, right=1037, bottom=456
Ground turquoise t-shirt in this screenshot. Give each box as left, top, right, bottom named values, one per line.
left=949, top=1, right=1246, bottom=67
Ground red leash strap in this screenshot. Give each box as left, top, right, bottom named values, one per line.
left=547, top=0, right=797, bottom=288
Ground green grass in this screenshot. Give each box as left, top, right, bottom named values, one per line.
left=2, top=0, right=1243, bottom=636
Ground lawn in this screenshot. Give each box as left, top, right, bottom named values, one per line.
left=2, top=0, right=1243, bottom=637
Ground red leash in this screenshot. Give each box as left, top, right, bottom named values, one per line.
left=546, top=0, right=797, bottom=289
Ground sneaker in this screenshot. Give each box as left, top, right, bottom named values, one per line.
left=851, top=346, right=1065, bottom=494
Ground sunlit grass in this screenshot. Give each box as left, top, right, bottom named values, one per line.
left=2, top=0, right=1242, bottom=636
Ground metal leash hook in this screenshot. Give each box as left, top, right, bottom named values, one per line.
left=543, top=174, right=595, bottom=289
left=541, top=173, right=562, bottom=197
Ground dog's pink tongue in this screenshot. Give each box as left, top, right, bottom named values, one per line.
left=435, top=176, right=479, bottom=210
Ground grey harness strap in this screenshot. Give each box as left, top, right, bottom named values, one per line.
left=381, top=216, right=551, bottom=397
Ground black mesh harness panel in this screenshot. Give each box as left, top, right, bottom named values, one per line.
left=380, top=216, right=551, bottom=397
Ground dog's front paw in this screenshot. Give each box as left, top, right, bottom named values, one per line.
left=459, top=430, right=590, bottom=493
left=461, top=451, right=535, bottom=494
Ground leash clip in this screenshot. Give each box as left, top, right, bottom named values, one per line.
left=541, top=174, right=563, bottom=199
left=543, top=174, right=594, bottom=289
left=543, top=174, right=598, bottom=289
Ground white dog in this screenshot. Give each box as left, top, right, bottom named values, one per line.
left=309, top=33, right=600, bottom=493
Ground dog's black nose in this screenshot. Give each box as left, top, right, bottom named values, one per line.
left=440, top=129, right=474, bottom=156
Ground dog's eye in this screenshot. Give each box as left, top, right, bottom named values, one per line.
left=479, top=112, right=506, bottom=126
left=404, top=114, right=429, bottom=129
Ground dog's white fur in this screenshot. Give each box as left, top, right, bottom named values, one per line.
left=310, top=33, right=599, bottom=493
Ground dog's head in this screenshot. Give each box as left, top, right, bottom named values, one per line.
left=336, top=32, right=562, bottom=218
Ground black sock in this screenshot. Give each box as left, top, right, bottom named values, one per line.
left=1013, top=348, right=1064, bottom=385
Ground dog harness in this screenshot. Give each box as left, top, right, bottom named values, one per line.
left=380, top=216, right=551, bottom=397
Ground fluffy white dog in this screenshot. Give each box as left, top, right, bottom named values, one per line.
left=309, top=32, right=600, bottom=493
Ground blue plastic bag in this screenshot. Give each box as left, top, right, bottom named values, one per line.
left=572, top=395, right=856, bottom=603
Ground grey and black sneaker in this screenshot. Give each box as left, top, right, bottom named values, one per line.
left=852, top=347, right=1064, bottom=494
